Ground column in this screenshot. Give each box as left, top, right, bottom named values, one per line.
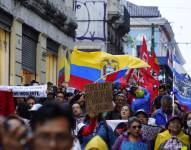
left=10, top=18, right=23, bottom=85
left=36, top=33, right=47, bottom=84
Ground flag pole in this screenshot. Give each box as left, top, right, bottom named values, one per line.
left=94, top=69, right=128, bottom=83
left=172, top=48, right=175, bottom=116
left=172, top=90, right=175, bottom=116
left=94, top=70, right=120, bottom=83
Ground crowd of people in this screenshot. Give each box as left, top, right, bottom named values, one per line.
left=0, top=80, right=191, bottom=150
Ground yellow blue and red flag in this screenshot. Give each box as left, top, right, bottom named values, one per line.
left=58, top=48, right=149, bottom=90
left=58, top=49, right=70, bottom=85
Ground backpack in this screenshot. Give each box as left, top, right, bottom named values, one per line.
left=159, top=136, right=187, bottom=150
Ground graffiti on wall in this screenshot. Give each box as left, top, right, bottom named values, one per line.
left=75, top=0, right=107, bottom=41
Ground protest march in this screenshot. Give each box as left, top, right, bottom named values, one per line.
left=0, top=0, right=191, bottom=149
left=0, top=37, right=191, bottom=150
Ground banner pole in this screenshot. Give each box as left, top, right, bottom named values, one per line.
left=94, top=69, right=127, bottom=83
left=172, top=91, right=175, bottom=116
left=94, top=72, right=113, bottom=83
left=172, top=48, right=175, bottom=116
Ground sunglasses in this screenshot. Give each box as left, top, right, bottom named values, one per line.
left=132, top=125, right=142, bottom=129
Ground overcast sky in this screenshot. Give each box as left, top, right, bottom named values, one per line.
left=127, top=0, right=191, bottom=74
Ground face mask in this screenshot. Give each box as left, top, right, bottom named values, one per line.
left=187, top=120, right=191, bottom=128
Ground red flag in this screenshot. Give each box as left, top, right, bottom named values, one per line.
left=140, top=37, right=160, bottom=74
left=133, top=70, right=139, bottom=82
left=126, top=69, right=134, bottom=83
left=140, top=37, right=150, bottom=64
left=126, top=69, right=138, bottom=83
left=139, top=37, right=160, bottom=87
left=0, top=91, right=15, bottom=116
left=138, top=68, right=160, bottom=111
left=124, top=37, right=159, bottom=86
left=149, top=50, right=160, bottom=75
left=139, top=68, right=160, bottom=87
left=139, top=37, right=160, bottom=112
left=119, top=77, right=127, bottom=88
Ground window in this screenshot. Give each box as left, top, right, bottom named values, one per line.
left=22, top=24, right=38, bottom=84
left=46, top=52, right=57, bottom=85
left=46, top=38, right=59, bottom=85
left=0, top=28, right=10, bottom=85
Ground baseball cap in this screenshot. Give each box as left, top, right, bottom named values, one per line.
left=29, top=104, right=42, bottom=111
left=135, top=109, right=149, bottom=118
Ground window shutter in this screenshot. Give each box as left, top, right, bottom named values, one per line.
left=0, top=8, right=13, bottom=32
left=22, top=24, right=39, bottom=74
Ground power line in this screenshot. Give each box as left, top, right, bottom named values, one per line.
left=131, top=18, right=191, bottom=44
left=159, top=6, right=191, bottom=10
left=177, top=42, right=191, bottom=45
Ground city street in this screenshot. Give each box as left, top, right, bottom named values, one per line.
left=0, top=0, right=191, bottom=150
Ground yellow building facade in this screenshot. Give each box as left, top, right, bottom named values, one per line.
left=0, top=19, right=66, bottom=86
left=0, top=28, right=10, bottom=85
left=0, top=0, right=77, bottom=86
left=0, top=1, right=76, bottom=86
left=0, top=19, right=69, bottom=86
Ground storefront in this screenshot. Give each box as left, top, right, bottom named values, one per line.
left=0, top=9, right=12, bottom=85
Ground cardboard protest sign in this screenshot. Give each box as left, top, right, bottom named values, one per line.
left=0, top=85, right=47, bottom=97
left=85, top=82, right=113, bottom=115
left=121, top=141, right=148, bottom=150
left=141, top=124, right=162, bottom=141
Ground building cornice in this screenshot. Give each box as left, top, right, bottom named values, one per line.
left=16, top=0, right=77, bottom=37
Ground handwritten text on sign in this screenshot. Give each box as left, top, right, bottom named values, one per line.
left=85, top=82, right=113, bottom=115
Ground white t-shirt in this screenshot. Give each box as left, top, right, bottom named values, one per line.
left=71, top=138, right=82, bottom=150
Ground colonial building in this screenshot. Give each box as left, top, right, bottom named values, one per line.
left=123, top=1, right=185, bottom=83
left=0, top=0, right=77, bottom=85
left=74, top=0, right=130, bottom=54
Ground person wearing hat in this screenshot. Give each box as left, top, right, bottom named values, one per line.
left=131, top=87, right=151, bottom=113
left=155, top=116, right=190, bottom=150
left=135, top=109, right=149, bottom=125
left=29, top=104, right=42, bottom=112
left=85, top=136, right=108, bottom=150
left=135, top=109, right=157, bottom=149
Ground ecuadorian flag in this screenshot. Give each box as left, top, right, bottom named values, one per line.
left=58, top=48, right=150, bottom=90
left=68, top=49, right=104, bottom=90
left=58, top=49, right=71, bottom=85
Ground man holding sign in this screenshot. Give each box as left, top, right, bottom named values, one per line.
left=78, top=82, right=116, bottom=149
